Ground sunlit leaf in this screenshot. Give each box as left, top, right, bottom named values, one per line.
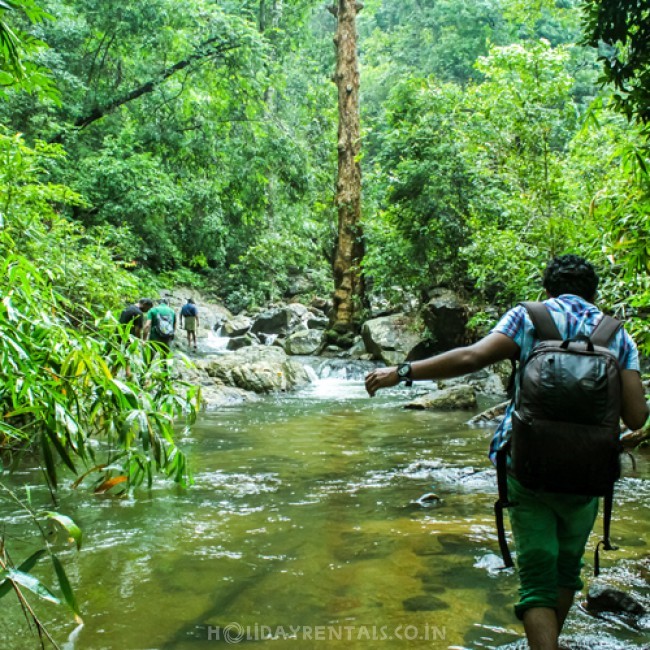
left=0, top=549, right=46, bottom=599
left=0, top=569, right=60, bottom=604
left=94, top=475, right=127, bottom=494
left=40, top=511, right=83, bottom=550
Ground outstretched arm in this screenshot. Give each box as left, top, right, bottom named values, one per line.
left=365, top=332, right=519, bottom=397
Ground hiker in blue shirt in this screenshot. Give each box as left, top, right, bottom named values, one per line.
left=365, top=255, right=648, bottom=650
left=180, top=298, right=199, bottom=352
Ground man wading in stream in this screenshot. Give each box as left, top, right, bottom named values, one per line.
left=365, top=255, right=648, bottom=650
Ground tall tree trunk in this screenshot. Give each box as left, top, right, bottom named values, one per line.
left=329, top=0, right=364, bottom=334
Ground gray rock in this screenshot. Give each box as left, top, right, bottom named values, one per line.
left=421, top=288, right=468, bottom=352
left=201, top=345, right=311, bottom=393
left=220, top=314, right=252, bottom=337
left=285, top=330, right=324, bottom=355
left=404, top=385, right=477, bottom=411
left=250, top=307, right=301, bottom=337
left=362, top=313, right=422, bottom=364
left=226, top=334, right=257, bottom=351
left=467, top=400, right=510, bottom=426
left=347, top=336, right=367, bottom=359
left=307, top=316, right=329, bottom=330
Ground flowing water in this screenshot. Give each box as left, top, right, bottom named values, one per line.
left=1, top=370, right=649, bottom=650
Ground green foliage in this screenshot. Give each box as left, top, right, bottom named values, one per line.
left=0, top=128, right=197, bottom=635
left=363, top=77, right=472, bottom=296
left=582, top=0, right=650, bottom=125
left=457, top=40, right=592, bottom=303
left=0, top=0, right=58, bottom=100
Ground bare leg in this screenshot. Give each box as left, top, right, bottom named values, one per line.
left=556, top=587, right=575, bottom=634
left=522, top=607, right=560, bottom=650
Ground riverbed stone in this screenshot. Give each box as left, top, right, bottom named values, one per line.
left=586, top=584, right=647, bottom=617
left=421, top=288, right=468, bottom=352
left=402, top=594, right=449, bottom=612
left=362, top=313, right=422, bottom=365
left=226, top=333, right=258, bottom=350
left=201, top=345, right=311, bottom=393
left=285, top=329, right=324, bottom=355
left=467, top=400, right=510, bottom=426
left=220, top=314, right=252, bottom=337
left=307, top=315, right=329, bottom=330
left=250, top=307, right=301, bottom=337
left=404, top=385, right=477, bottom=411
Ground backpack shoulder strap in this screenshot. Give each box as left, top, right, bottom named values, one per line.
left=590, top=314, right=622, bottom=347
left=520, top=301, right=562, bottom=341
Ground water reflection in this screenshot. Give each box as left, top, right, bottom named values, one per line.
left=0, top=377, right=648, bottom=649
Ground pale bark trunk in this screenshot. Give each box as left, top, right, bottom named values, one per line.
left=330, top=0, right=364, bottom=333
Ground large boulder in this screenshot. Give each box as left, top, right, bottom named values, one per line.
left=421, top=289, right=468, bottom=352
left=285, top=330, right=324, bottom=356
left=362, top=313, right=422, bottom=365
left=250, top=307, right=302, bottom=337
left=201, top=345, right=311, bottom=393
left=404, top=385, right=477, bottom=411
left=226, top=333, right=258, bottom=351
left=220, top=314, right=253, bottom=337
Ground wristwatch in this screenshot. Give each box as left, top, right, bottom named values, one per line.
left=396, top=362, right=413, bottom=387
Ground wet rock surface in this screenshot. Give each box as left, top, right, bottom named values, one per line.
left=586, top=584, right=647, bottom=618
left=404, top=384, right=477, bottom=410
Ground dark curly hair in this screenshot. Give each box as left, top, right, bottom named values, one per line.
left=542, top=254, right=598, bottom=301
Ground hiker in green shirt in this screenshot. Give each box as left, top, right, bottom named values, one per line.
left=145, top=298, right=176, bottom=356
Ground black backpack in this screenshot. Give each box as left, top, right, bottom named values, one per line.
left=494, top=301, right=624, bottom=575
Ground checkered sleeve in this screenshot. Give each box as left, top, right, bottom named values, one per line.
left=491, top=305, right=526, bottom=347
left=618, top=329, right=641, bottom=372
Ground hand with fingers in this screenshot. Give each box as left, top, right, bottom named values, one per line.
left=365, top=367, right=399, bottom=397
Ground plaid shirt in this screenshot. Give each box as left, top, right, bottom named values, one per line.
left=489, top=294, right=640, bottom=464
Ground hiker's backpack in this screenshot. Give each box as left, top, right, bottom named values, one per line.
left=181, top=303, right=197, bottom=318
left=495, top=301, right=624, bottom=575
left=154, top=311, right=175, bottom=340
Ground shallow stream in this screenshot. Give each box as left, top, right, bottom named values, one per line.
left=0, top=371, right=648, bottom=649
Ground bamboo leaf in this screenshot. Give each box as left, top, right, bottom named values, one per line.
left=41, top=430, right=57, bottom=489
left=45, top=424, right=78, bottom=475
left=0, top=549, right=46, bottom=599
left=51, top=555, right=82, bottom=620
left=94, top=475, right=127, bottom=494
left=0, top=569, right=60, bottom=604
left=40, top=511, right=83, bottom=550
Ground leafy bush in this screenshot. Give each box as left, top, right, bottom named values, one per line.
left=0, top=129, right=197, bottom=635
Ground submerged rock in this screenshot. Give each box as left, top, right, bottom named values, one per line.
left=467, top=400, right=510, bottom=426
left=404, top=385, right=477, bottom=410
left=402, top=594, right=449, bottom=612
left=413, top=492, right=442, bottom=508
left=586, top=584, right=646, bottom=618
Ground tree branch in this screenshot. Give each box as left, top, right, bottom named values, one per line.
left=49, top=35, right=242, bottom=143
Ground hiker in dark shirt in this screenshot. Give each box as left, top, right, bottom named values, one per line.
left=119, top=298, right=154, bottom=339
left=180, top=298, right=199, bottom=351
left=365, top=255, right=648, bottom=650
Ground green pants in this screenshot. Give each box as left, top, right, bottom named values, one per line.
left=507, top=476, right=598, bottom=620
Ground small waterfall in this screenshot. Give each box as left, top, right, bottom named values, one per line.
left=202, top=328, right=230, bottom=353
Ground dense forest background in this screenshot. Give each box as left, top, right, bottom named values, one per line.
left=2, top=0, right=649, bottom=341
